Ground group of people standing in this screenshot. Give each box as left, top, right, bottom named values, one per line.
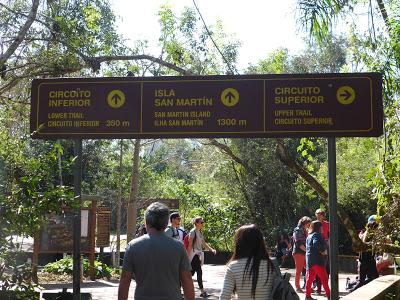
left=118, top=202, right=281, bottom=300
left=117, top=202, right=389, bottom=300
left=118, top=202, right=220, bottom=300
left=118, top=202, right=335, bottom=299
left=292, top=209, right=331, bottom=300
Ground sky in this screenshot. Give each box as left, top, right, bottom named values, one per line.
left=111, top=0, right=308, bottom=71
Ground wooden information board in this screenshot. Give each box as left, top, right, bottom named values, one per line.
left=96, top=206, right=111, bottom=247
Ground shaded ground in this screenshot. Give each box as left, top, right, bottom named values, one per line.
left=40, top=264, right=353, bottom=299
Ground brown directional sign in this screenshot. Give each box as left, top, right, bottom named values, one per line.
left=96, top=206, right=110, bottom=248
left=30, top=73, right=383, bottom=138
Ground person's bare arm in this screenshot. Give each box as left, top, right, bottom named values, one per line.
left=118, top=270, right=132, bottom=300
left=204, top=241, right=216, bottom=254
left=180, top=270, right=195, bottom=300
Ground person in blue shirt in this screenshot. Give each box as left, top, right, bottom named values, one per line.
left=305, top=221, right=330, bottom=300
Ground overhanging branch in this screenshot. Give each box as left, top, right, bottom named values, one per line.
left=1, top=54, right=195, bottom=95
left=206, top=138, right=254, bottom=174
left=94, top=55, right=194, bottom=75
left=376, top=0, right=391, bottom=31
left=0, top=0, right=40, bottom=68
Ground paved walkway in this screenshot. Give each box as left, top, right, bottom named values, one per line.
left=40, top=264, right=353, bottom=299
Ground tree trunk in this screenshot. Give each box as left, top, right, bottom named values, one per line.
left=274, top=138, right=364, bottom=247
left=275, top=138, right=400, bottom=253
left=126, top=139, right=140, bottom=242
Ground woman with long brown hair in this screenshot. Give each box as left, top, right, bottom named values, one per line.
left=219, top=224, right=275, bottom=299
left=292, top=216, right=312, bottom=292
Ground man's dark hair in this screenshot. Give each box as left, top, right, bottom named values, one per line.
left=145, top=202, right=169, bottom=231
left=169, top=212, right=180, bottom=222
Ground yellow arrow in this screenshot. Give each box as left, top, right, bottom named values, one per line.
left=221, top=88, right=239, bottom=107
left=336, top=86, right=355, bottom=105
left=107, top=90, right=125, bottom=108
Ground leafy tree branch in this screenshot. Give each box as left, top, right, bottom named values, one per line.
left=0, top=0, right=40, bottom=68
left=206, top=138, right=254, bottom=174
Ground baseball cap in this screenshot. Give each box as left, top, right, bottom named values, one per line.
left=367, top=214, right=378, bottom=223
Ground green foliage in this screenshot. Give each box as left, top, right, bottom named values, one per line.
left=164, top=180, right=247, bottom=251
left=248, top=49, right=289, bottom=74
left=0, top=139, right=74, bottom=294
left=296, top=0, right=400, bottom=250
left=249, top=36, right=347, bottom=74
left=292, top=36, right=348, bottom=73
left=0, top=244, right=39, bottom=299
left=343, top=2, right=400, bottom=244
left=43, top=257, right=73, bottom=275
left=0, top=137, right=75, bottom=237
left=372, top=99, right=400, bottom=215
left=43, top=256, right=113, bottom=279
left=195, top=139, right=304, bottom=247
left=316, top=138, right=379, bottom=213
left=297, top=0, right=352, bottom=44
left=0, top=99, right=75, bottom=293
left=155, top=5, right=240, bottom=75
left=1, top=0, right=124, bottom=97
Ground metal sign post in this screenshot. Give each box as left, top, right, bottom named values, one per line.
left=73, top=139, right=82, bottom=300
left=328, top=137, right=339, bottom=300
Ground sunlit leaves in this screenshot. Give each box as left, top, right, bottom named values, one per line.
left=156, top=5, right=239, bottom=75
left=0, top=0, right=122, bottom=96
left=248, top=49, right=290, bottom=74
left=297, top=0, right=351, bottom=43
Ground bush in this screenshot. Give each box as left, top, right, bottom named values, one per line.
left=0, top=238, right=40, bottom=299
left=43, top=256, right=112, bottom=279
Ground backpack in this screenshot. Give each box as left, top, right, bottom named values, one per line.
left=177, top=227, right=187, bottom=242
left=167, top=226, right=180, bottom=239
left=183, top=234, right=190, bottom=249
left=183, top=230, right=196, bottom=250
left=271, top=258, right=299, bottom=300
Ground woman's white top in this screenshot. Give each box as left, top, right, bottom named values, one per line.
left=219, top=258, right=274, bottom=300
left=188, top=229, right=205, bottom=263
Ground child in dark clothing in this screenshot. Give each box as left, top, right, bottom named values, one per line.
left=275, top=233, right=292, bottom=266
left=305, top=221, right=330, bottom=300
